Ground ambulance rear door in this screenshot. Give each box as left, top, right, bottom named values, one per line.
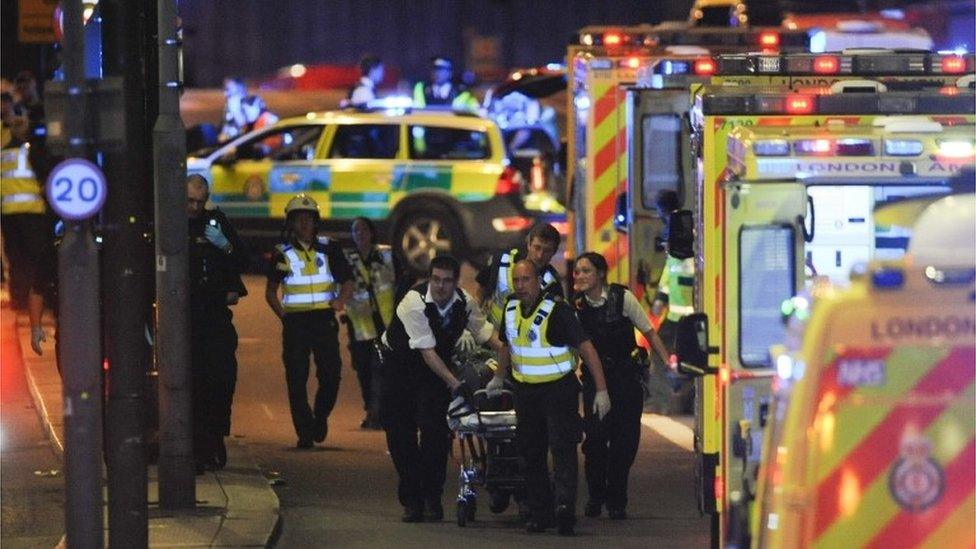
left=722, top=180, right=806, bottom=531
left=625, top=86, right=694, bottom=306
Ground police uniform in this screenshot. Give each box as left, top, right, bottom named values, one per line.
left=269, top=235, right=353, bottom=445
left=575, top=284, right=649, bottom=516
left=412, top=58, right=479, bottom=111
left=1, top=132, right=51, bottom=310
left=501, top=294, right=588, bottom=525
left=342, top=243, right=397, bottom=425
left=189, top=208, right=247, bottom=469
left=380, top=282, right=493, bottom=516
left=477, top=247, right=563, bottom=328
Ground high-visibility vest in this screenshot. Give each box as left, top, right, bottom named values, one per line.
left=0, top=142, right=45, bottom=215
left=343, top=245, right=396, bottom=341
left=661, top=255, right=695, bottom=321
left=488, top=248, right=560, bottom=327
left=412, top=81, right=479, bottom=111
left=505, top=297, right=575, bottom=384
left=279, top=243, right=337, bottom=313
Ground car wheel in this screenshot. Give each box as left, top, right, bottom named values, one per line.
left=393, top=208, right=465, bottom=275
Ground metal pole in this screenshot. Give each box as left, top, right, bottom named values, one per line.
left=101, top=0, right=152, bottom=545
left=59, top=1, right=105, bottom=547
left=154, top=0, right=195, bottom=508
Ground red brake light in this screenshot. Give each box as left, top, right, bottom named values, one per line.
left=759, top=31, right=780, bottom=50
left=785, top=95, right=815, bottom=114
left=694, top=57, right=716, bottom=75
left=604, top=32, right=622, bottom=46
left=942, top=55, right=967, bottom=74
left=495, top=167, right=521, bottom=195
left=813, top=55, right=840, bottom=74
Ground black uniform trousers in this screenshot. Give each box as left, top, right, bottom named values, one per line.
left=379, top=354, right=452, bottom=509
left=349, top=338, right=379, bottom=413
left=282, top=309, right=342, bottom=440
left=2, top=212, right=51, bottom=309
left=190, top=302, right=239, bottom=461
left=581, top=363, right=644, bottom=512
left=513, top=373, right=582, bottom=518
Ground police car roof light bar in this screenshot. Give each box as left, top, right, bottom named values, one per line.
left=702, top=90, right=976, bottom=115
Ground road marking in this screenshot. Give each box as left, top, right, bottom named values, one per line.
left=641, top=413, right=693, bottom=451
left=261, top=403, right=275, bottom=420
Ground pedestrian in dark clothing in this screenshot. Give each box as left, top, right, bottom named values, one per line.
left=489, top=259, right=610, bottom=536
left=187, top=174, right=248, bottom=473
left=379, top=254, right=504, bottom=523
left=572, top=252, right=670, bottom=519
left=265, top=194, right=354, bottom=449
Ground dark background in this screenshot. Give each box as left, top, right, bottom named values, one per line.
left=2, top=0, right=974, bottom=86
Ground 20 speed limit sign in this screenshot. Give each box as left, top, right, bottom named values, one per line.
left=46, top=158, right=107, bottom=220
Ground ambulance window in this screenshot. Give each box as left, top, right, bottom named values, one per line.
left=641, top=115, right=682, bottom=210
left=329, top=124, right=399, bottom=159
left=740, top=226, right=795, bottom=368
left=233, top=125, right=322, bottom=161
left=409, top=126, right=490, bottom=160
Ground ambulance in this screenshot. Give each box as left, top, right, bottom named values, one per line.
left=753, top=186, right=975, bottom=548
left=565, top=25, right=810, bottom=293
left=609, top=50, right=976, bottom=314
left=670, top=109, right=975, bottom=546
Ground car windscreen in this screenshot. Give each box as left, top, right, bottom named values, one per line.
left=328, top=124, right=399, bottom=159
left=409, top=126, right=490, bottom=160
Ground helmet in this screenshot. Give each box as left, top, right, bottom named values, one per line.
left=285, top=193, right=319, bottom=217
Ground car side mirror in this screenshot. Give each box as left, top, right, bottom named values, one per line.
left=614, top=192, right=628, bottom=234
left=674, top=312, right=717, bottom=376
left=667, top=209, right=694, bottom=260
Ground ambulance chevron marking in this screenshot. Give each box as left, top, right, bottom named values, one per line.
left=865, top=440, right=976, bottom=549
left=812, top=347, right=976, bottom=541
left=593, top=85, right=618, bottom=127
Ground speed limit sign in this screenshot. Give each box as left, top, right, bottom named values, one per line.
left=46, top=158, right=107, bottom=221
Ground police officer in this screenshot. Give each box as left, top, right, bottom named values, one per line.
left=572, top=252, right=670, bottom=519
left=347, top=54, right=384, bottom=107
left=651, top=190, right=695, bottom=344
left=1, top=94, right=50, bottom=311
left=489, top=259, right=610, bottom=536
left=380, top=254, right=504, bottom=523
left=187, top=175, right=248, bottom=472
left=412, top=57, right=479, bottom=111
left=266, top=194, right=354, bottom=449
left=477, top=222, right=563, bottom=328
left=342, top=216, right=400, bottom=430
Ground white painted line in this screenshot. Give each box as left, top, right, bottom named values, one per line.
left=261, top=403, right=275, bottom=421
left=25, top=361, right=63, bottom=454
left=641, top=413, right=693, bottom=451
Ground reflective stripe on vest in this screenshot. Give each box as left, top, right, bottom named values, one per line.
left=0, top=144, right=43, bottom=215
left=489, top=250, right=559, bottom=327
left=282, top=247, right=336, bottom=312
left=344, top=246, right=396, bottom=341
left=505, top=298, right=574, bottom=383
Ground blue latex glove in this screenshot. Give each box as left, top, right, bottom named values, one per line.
left=204, top=223, right=231, bottom=251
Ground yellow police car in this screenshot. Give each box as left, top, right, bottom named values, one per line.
left=187, top=102, right=565, bottom=272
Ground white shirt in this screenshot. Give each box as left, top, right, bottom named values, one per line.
left=350, top=77, right=376, bottom=106
left=582, top=287, right=654, bottom=334
left=385, top=287, right=493, bottom=350
left=431, top=82, right=452, bottom=100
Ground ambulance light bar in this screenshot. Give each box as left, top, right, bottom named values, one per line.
left=753, top=139, right=789, bottom=156
left=702, top=91, right=976, bottom=115
left=937, top=140, right=975, bottom=159
left=574, top=26, right=809, bottom=51
left=714, top=52, right=975, bottom=76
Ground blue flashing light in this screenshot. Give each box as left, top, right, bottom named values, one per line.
left=574, top=95, right=591, bottom=111
left=366, top=96, right=414, bottom=111
left=872, top=268, right=905, bottom=289
left=809, top=30, right=827, bottom=54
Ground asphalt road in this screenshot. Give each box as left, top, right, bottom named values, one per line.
left=230, top=271, right=709, bottom=548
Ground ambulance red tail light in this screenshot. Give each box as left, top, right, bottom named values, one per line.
left=694, top=57, right=717, bottom=76
left=495, top=167, right=522, bottom=195
left=785, top=95, right=815, bottom=114
left=491, top=216, right=533, bottom=232
left=942, top=55, right=967, bottom=74
left=813, top=55, right=840, bottom=74
left=759, top=31, right=780, bottom=51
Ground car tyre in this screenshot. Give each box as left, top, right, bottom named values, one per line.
left=393, top=206, right=466, bottom=276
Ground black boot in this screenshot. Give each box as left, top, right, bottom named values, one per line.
left=402, top=505, right=424, bottom=523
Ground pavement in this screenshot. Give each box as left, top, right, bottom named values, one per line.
left=3, top=304, right=280, bottom=548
